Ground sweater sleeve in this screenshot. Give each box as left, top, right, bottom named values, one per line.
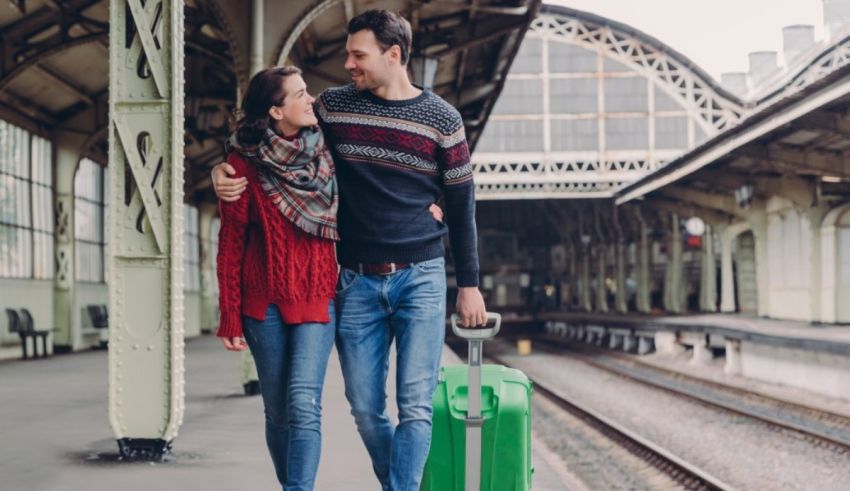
left=216, top=154, right=251, bottom=338
left=439, top=117, right=480, bottom=288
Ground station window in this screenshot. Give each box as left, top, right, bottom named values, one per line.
left=184, top=205, right=201, bottom=292
left=655, top=117, right=688, bottom=149
left=511, top=38, right=542, bottom=73
left=0, top=121, right=53, bottom=279
left=551, top=119, right=598, bottom=151
left=604, top=117, right=648, bottom=150
left=75, top=158, right=108, bottom=283
left=604, top=78, right=648, bottom=113
left=654, top=86, right=683, bottom=112
left=477, top=120, right=544, bottom=152
left=550, top=78, right=597, bottom=114
left=549, top=42, right=596, bottom=73
left=492, top=79, right=543, bottom=115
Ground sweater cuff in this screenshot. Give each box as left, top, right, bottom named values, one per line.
left=216, top=310, right=243, bottom=338
left=455, top=269, right=480, bottom=288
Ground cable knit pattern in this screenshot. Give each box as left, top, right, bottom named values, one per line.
left=216, top=152, right=337, bottom=338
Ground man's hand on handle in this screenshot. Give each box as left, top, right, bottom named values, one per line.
left=212, top=162, right=248, bottom=202
left=456, top=287, right=487, bottom=328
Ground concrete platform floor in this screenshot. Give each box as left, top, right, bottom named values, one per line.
left=0, top=335, right=572, bottom=490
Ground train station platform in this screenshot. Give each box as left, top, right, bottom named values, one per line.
left=0, top=335, right=574, bottom=491
left=540, top=312, right=850, bottom=401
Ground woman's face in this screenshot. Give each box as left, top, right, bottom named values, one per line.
left=269, top=74, right=317, bottom=136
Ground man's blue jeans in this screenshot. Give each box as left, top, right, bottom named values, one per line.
left=336, top=257, right=447, bottom=491
left=242, top=302, right=336, bottom=491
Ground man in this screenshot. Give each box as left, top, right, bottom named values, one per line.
left=212, top=10, right=486, bottom=490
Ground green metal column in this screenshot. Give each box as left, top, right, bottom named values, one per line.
left=635, top=211, right=651, bottom=314
left=240, top=0, right=264, bottom=394
left=579, top=247, right=592, bottom=312
left=594, top=246, right=609, bottom=313
left=52, top=132, right=86, bottom=352
left=198, top=202, right=218, bottom=332
left=663, top=213, right=684, bottom=313
left=699, top=224, right=717, bottom=312
left=612, top=207, right=628, bottom=314
left=614, top=242, right=628, bottom=313
left=108, top=0, right=185, bottom=459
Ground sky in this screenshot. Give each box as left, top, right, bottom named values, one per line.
left=548, top=0, right=825, bottom=82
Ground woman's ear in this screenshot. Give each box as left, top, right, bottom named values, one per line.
left=268, top=105, right=284, bottom=121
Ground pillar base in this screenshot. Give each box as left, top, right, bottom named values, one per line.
left=638, top=336, right=655, bottom=355
left=117, top=438, right=171, bottom=461
left=243, top=381, right=261, bottom=396
left=623, top=335, right=638, bottom=353
left=691, top=342, right=713, bottom=366
left=53, top=344, right=73, bottom=354
left=724, top=339, right=743, bottom=375
left=654, top=331, right=685, bottom=356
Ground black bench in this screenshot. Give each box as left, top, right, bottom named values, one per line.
left=86, top=304, right=109, bottom=349
left=5, top=308, right=51, bottom=359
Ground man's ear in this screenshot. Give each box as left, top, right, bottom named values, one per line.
left=388, top=45, right=402, bottom=65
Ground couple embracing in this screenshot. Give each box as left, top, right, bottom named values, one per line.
left=213, top=9, right=487, bottom=491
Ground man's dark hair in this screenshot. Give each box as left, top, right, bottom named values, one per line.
left=347, top=9, right=412, bottom=66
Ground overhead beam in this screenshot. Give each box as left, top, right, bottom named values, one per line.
left=645, top=196, right=736, bottom=226
left=31, top=64, right=94, bottom=105
left=657, top=185, right=747, bottom=218
left=425, top=15, right=531, bottom=58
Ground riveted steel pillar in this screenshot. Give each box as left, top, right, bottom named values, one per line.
left=108, top=0, right=185, bottom=460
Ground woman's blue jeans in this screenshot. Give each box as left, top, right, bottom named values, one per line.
left=242, top=302, right=336, bottom=491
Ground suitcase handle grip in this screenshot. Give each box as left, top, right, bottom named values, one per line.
left=450, top=312, right=501, bottom=340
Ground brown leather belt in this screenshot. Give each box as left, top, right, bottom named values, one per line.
left=342, top=262, right=411, bottom=275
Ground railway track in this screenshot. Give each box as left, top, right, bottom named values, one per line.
left=448, top=341, right=734, bottom=490
left=536, top=335, right=850, bottom=453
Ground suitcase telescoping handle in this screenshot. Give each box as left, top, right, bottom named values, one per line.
left=450, top=312, right=501, bottom=491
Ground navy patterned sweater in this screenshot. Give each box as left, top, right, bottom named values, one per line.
left=316, top=84, right=479, bottom=287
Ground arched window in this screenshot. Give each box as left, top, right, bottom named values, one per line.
left=75, top=158, right=108, bottom=282
left=0, top=120, right=53, bottom=279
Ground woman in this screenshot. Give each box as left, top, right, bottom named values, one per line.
left=216, top=66, right=339, bottom=491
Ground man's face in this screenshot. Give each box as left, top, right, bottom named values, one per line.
left=344, top=29, right=393, bottom=91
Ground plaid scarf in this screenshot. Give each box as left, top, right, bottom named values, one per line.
left=227, top=127, right=339, bottom=241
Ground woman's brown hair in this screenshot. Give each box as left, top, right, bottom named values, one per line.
left=235, top=65, right=302, bottom=146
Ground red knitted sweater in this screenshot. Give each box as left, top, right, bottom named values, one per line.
left=216, top=152, right=337, bottom=338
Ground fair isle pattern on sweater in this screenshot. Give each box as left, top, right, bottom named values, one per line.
left=316, top=85, right=473, bottom=185
left=334, top=143, right=439, bottom=174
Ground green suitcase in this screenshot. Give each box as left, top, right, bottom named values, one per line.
left=421, top=314, right=534, bottom=491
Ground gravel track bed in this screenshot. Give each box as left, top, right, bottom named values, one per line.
left=531, top=392, right=683, bottom=490
left=541, top=342, right=850, bottom=448
left=490, top=341, right=850, bottom=491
